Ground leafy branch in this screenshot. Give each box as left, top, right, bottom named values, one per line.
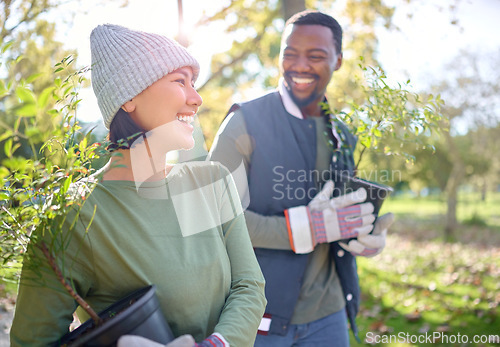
left=0, top=46, right=109, bottom=325
left=324, top=60, right=446, bottom=172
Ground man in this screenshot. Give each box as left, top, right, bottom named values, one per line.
left=208, top=10, right=394, bottom=346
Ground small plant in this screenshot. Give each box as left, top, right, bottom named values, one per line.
left=324, top=59, right=445, bottom=173
left=0, top=47, right=108, bottom=325
left=320, top=59, right=446, bottom=213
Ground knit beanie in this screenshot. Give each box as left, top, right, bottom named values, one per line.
left=90, top=24, right=200, bottom=129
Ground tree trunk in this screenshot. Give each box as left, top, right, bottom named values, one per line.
left=445, top=166, right=463, bottom=239
left=443, top=131, right=465, bottom=239
left=481, top=178, right=487, bottom=201
left=281, top=0, right=306, bottom=21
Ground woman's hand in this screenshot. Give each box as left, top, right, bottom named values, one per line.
left=117, top=334, right=195, bottom=347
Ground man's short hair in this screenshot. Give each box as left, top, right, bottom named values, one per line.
left=285, top=10, right=343, bottom=55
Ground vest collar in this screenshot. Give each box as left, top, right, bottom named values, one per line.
left=278, top=78, right=304, bottom=119
left=278, top=78, right=342, bottom=149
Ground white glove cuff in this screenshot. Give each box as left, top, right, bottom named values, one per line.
left=285, top=206, right=314, bottom=254
left=321, top=208, right=341, bottom=242
left=212, top=333, right=230, bottom=347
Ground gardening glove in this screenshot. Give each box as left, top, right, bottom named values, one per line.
left=285, top=180, right=375, bottom=254
left=117, top=334, right=195, bottom=347
left=339, top=212, right=394, bottom=257
left=196, top=333, right=229, bottom=347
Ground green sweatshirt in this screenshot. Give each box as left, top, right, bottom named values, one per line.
left=10, top=162, right=266, bottom=347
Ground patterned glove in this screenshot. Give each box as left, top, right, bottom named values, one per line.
left=196, top=333, right=229, bottom=347
left=285, top=180, right=375, bottom=254
left=340, top=212, right=394, bottom=257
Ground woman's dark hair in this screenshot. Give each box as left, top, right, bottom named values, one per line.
left=108, top=108, right=145, bottom=151
left=285, top=10, right=343, bottom=55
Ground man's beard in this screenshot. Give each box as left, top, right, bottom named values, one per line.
left=287, top=85, right=320, bottom=109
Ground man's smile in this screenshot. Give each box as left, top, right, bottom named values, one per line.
left=286, top=73, right=318, bottom=92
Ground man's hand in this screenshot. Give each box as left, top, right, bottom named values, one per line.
left=285, top=180, right=375, bottom=254
left=339, top=212, right=394, bottom=257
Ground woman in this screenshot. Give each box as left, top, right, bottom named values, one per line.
left=10, top=24, right=266, bottom=346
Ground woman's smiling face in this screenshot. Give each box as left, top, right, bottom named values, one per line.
left=124, top=66, right=202, bottom=150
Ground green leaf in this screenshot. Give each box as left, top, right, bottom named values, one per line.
left=17, top=104, right=37, bottom=117
left=62, top=175, right=72, bottom=195
left=38, top=87, right=55, bottom=109
left=13, top=115, right=22, bottom=132
left=79, top=137, right=88, bottom=151
left=26, top=73, right=44, bottom=84
left=25, top=127, right=41, bottom=139
left=1, top=40, right=14, bottom=53
left=0, top=130, right=13, bottom=142
left=0, top=167, right=9, bottom=179
left=4, top=139, right=13, bottom=158
left=0, top=80, right=8, bottom=97
left=360, top=137, right=372, bottom=149
left=15, top=86, right=36, bottom=104
left=63, top=86, right=73, bottom=97
left=11, top=143, right=21, bottom=156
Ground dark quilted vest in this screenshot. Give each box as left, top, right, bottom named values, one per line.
left=236, top=91, right=360, bottom=340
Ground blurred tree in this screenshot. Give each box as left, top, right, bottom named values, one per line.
left=0, top=0, right=124, bottom=161
left=195, top=0, right=460, bottom=148
left=470, top=125, right=500, bottom=200
left=428, top=49, right=500, bottom=236
left=195, top=0, right=398, bottom=148
left=282, top=0, right=306, bottom=20
left=1, top=1, right=79, bottom=161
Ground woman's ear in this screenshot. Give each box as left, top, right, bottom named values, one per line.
left=121, top=100, right=136, bottom=113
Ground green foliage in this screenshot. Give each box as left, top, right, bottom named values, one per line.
left=198, top=0, right=282, bottom=92
left=0, top=47, right=107, bottom=299
left=352, top=193, right=500, bottom=345
left=0, top=1, right=82, bottom=163
left=196, top=0, right=283, bottom=144
left=324, top=62, right=445, bottom=171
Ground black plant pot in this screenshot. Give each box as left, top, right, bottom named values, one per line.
left=59, top=285, right=174, bottom=347
left=335, top=171, right=393, bottom=217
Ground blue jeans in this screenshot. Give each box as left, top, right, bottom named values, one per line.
left=254, top=309, right=349, bottom=347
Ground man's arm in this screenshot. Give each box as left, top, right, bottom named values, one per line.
left=207, top=109, right=293, bottom=250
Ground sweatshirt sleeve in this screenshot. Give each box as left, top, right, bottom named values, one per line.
left=11, top=271, right=79, bottom=346
left=208, top=110, right=294, bottom=251
left=211, top=166, right=266, bottom=347
left=243, top=210, right=292, bottom=250
left=10, top=226, right=93, bottom=347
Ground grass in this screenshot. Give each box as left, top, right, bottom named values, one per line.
left=351, top=192, right=500, bottom=346
left=382, top=191, right=500, bottom=228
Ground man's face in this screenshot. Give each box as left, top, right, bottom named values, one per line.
left=279, top=24, right=342, bottom=110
